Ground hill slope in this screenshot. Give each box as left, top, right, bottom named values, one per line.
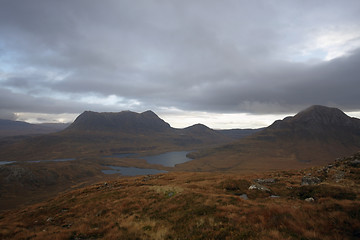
left=1, top=152, right=359, bottom=239
left=183, top=105, right=360, bottom=172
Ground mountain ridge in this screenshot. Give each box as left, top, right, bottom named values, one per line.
left=183, top=105, right=360, bottom=172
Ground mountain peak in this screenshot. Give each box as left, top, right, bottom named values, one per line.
left=185, top=123, right=211, bottom=130
left=292, top=105, right=352, bottom=126
left=140, top=110, right=158, bottom=118
left=65, top=110, right=171, bottom=133
left=267, top=105, right=360, bottom=136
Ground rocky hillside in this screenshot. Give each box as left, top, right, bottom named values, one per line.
left=1, top=152, right=359, bottom=239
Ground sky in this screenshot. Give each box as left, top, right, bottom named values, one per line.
left=1, top=0, right=360, bottom=129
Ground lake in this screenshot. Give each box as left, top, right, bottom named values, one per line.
left=0, top=158, right=76, bottom=165
left=105, top=151, right=192, bottom=167
left=102, top=151, right=192, bottom=176
left=141, top=151, right=191, bottom=167
left=0, top=161, right=15, bottom=165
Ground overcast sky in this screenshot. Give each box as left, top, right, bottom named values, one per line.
left=1, top=0, right=360, bottom=129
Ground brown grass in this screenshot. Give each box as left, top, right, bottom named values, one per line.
left=1, top=155, right=360, bottom=239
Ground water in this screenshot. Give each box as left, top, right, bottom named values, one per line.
left=28, top=158, right=76, bottom=163
left=102, top=151, right=192, bottom=176
left=0, top=158, right=76, bottom=164
left=141, top=151, right=191, bottom=167
left=0, top=161, right=15, bottom=165
left=105, top=151, right=192, bottom=167
left=102, top=166, right=167, bottom=176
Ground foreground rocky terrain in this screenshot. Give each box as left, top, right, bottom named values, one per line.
left=1, top=152, right=359, bottom=239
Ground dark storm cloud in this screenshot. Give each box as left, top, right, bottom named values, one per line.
left=1, top=0, right=360, bottom=118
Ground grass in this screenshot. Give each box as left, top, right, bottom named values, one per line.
left=0, top=154, right=360, bottom=239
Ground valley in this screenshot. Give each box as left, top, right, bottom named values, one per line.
left=0, top=105, right=360, bottom=239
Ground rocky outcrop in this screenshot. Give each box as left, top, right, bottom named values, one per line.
left=301, top=176, right=321, bottom=186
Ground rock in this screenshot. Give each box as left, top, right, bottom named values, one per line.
left=301, top=176, right=321, bottom=186
left=333, top=171, right=345, bottom=183
left=349, top=159, right=360, bottom=167
left=255, top=178, right=276, bottom=184
left=249, top=183, right=271, bottom=192
left=305, top=197, right=315, bottom=202
left=235, top=193, right=249, bottom=200
left=270, top=195, right=280, bottom=198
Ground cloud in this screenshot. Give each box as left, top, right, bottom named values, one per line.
left=0, top=0, right=360, bottom=126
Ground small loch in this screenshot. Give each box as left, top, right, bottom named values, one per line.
left=102, top=151, right=192, bottom=176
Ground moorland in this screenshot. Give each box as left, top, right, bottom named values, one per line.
left=0, top=105, right=360, bottom=239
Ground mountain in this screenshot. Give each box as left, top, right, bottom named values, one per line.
left=182, top=105, right=360, bottom=172
left=269, top=105, right=360, bottom=133
left=65, top=110, right=171, bottom=133
left=0, top=119, right=70, bottom=137
left=0, top=110, right=235, bottom=161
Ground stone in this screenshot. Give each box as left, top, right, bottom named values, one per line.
left=349, top=159, right=360, bottom=167
left=333, top=171, right=345, bottom=183
left=305, top=197, right=315, bottom=202
left=255, top=178, right=276, bottom=184
left=249, top=183, right=271, bottom=192
left=301, top=176, right=321, bottom=186
left=236, top=193, right=249, bottom=200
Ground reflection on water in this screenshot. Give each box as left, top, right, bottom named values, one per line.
left=102, top=151, right=192, bottom=176
left=0, top=161, right=15, bottom=165
left=105, top=151, right=192, bottom=167
left=102, top=166, right=167, bottom=176
left=141, top=151, right=191, bottom=167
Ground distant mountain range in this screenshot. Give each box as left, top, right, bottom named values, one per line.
left=1, top=105, right=359, bottom=171
left=0, top=119, right=70, bottom=137
left=0, top=110, right=257, bottom=161
left=183, top=105, right=360, bottom=172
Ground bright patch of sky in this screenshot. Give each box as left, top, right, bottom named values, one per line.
left=15, top=112, right=78, bottom=124
left=157, top=107, right=291, bottom=129
left=79, top=94, right=141, bottom=108
left=289, top=26, right=360, bottom=62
